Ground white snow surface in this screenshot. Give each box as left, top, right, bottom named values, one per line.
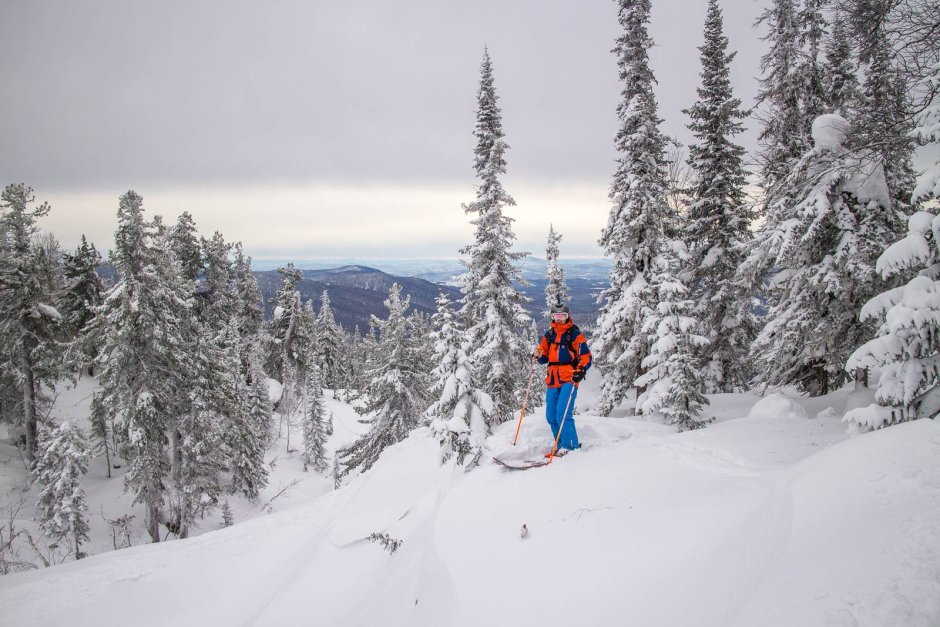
left=811, top=114, right=850, bottom=152
left=746, top=391, right=809, bottom=420
left=2, top=379, right=939, bottom=627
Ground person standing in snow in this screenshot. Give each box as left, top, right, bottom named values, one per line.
left=534, top=302, right=592, bottom=453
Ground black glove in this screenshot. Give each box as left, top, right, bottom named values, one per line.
left=572, top=368, right=586, bottom=383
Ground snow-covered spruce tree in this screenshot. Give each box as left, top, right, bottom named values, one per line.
left=796, top=0, right=829, bottom=125
left=244, top=347, right=275, bottom=463
left=342, top=324, right=364, bottom=401
left=634, top=256, right=711, bottom=430
left=232, top=242, right=263, bottom=342
left=544, top=224, right=569, bottom=319
left=174, top=317, right=231, bottom=539
left=426, top=292, right=492, bottom=465
left=0, top=183, right=63, bottom=463
left=844, top=75, right=940, bottom=428
left=682, top=0, right=755, bottom=392
left=823, top=11, right=859, bottom=116
left=913, top=64, right=940, bottom=203
left=222, top=322, right=271, bottom=501
left=200, top=231, right=233, bottom=331
left=852, top=25, right=918, bottom=214
left=844, top=209, right=939, bottom=429
left=91, top=191, right=191, bottom=542
left=746, top=115, right=905, bottom=395
left=406, top=309, right=435, bottom=414
left=314, top=290, right=347, bottom=390
left=754, top=0, right=811, bottom=216
left=265, top=263, right=304, bottom=381
left=169, top=211, right=203, bottom=284
left=593, top=0, right=670, bottom=416
left=458, top=49, right=532, bottom=430
left=33, top=421, right=90, bottom=560
left=293, top=298, right=319, bottom=381
left=302, top=366, right=329, bottom=473
left=347, top=322, right=378, bottom=403
left=61, top=235, right=104, bottom=343
left=337, top=284, right=423, bottom=477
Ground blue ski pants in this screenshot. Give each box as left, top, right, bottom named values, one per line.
left=546, top=383, right=579, bottom=450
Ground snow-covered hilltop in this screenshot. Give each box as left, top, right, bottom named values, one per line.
left=2, top=382, right=939, bottom=627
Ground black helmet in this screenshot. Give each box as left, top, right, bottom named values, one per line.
left=550, top=301, right=570, bottom=315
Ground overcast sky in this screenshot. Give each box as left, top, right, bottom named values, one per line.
left=1, top=0, right=773, bottom=260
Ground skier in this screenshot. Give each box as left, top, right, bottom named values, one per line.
left=534, top=302, right=591, bottom=454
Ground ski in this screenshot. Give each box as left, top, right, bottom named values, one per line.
left=492, top=449, right=569, bottom=470
left=492, top=456, right=551, bottom=470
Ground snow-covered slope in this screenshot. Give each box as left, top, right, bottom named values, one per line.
left=2, top=385, right=939, bottom=627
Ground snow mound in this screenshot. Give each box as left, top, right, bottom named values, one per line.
left=811, top=114, right=849, bottom=151
left=747, top=393, right=808, bottom=420
left=265, top=378, right=283, bottom=404
left=735, top=419, right=940, bottom=626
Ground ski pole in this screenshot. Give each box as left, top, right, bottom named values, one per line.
left=512, top=354, right=539, bottom=445
left=548, top=384, right=578, bottom=463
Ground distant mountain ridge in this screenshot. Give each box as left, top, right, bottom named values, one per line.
left=251, top=257, right=612, bottom=283
left=98, top=260, right=607, bottom=333
left=256, top=263, right=606, bottom=333
left=254, top=265, right=461, bottom=332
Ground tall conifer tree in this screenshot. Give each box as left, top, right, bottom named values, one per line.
left=594, top=0, right=670, bottom=416
left=200, top=231, right=233, bottom=330
left=746, top=115, right=904, bottom=394
left=823, top=11, right=859, bottom=116
left=266, top=263, right=303, bottom=381
left=853, top=26, right=918, bottom=213
left=91, top=191, right=192, bottom=541
left=754, top=0, right=808, bottom=211
left=61, top=235, right=104, bottom=343
left=302, top=367, right=329, bottom=473
left=459, top=49, right=532, bottom=429
left=683, top=0, right=754, bottom=392
left=0, top=184, right=62, bottom=463
left=34, top=421, right=90, bottom=560
left=314, top=290, right=347, bottom=389
left=427, top=292, right=492, bottom=464
left=544, top=224, right=569, bottom=318
left=338, top=284, right=423, bottom=477
left=232, top=243, right=263, bottom=342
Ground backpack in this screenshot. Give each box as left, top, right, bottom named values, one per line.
left=545, top=325, right=581, bottom=365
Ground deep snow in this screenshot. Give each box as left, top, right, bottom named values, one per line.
left=1, top=376, right=939, bottom=627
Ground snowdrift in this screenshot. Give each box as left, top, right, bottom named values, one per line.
left=1, top=403, right=939, bottom=627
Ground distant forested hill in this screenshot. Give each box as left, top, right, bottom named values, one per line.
left=255, top=265, right=606, bottom=332
left=254, top=265, right=461, bottom=332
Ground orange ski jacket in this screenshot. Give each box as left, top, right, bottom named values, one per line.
left=536, top=319, right=592, bottom=388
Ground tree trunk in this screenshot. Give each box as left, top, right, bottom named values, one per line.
left=171, top=429, right=182, bottom=483
left=20, top=349, right=37, bottom=464
left=93, top=408, right=112, bottom=478
left=854, top=367, right=869, bottom=390
left=147, top=503, right=161, bottom=543
left=179, top=494, right=191, bottom=539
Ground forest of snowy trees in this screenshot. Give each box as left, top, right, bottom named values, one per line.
left=0, top=0, right=937, bottom=569
left=592, top=0, right=939, bottom=431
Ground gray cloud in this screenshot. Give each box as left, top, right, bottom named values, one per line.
left=1, top=0, right=769, bottom=192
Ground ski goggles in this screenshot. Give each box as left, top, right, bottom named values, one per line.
left=551, top=312, right=569, bottom=321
